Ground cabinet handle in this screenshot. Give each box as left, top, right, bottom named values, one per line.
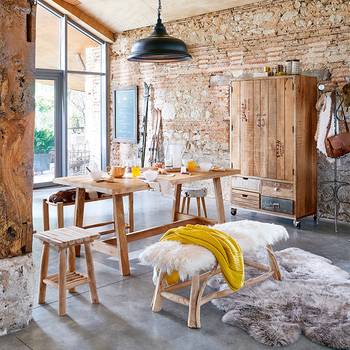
left=241, top=194, right=248, bottom=198
left=272, top=203, right=280, bottom=208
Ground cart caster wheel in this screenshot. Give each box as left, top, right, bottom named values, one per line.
left=313, top=214, right=318, bottom=222
left=231, top=208, right=237, bottom=216
left=293, top=220, right=301, bottom=229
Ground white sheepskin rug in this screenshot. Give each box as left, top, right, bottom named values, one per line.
left=210, top=247, right=350, bottom=349
left=139, top=220, right=288, bottom=281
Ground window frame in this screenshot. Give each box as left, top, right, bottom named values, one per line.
left=36, top=0, right=109, bottom=183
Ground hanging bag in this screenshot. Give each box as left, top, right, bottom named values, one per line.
left=325, top=92, right=350, bottom=158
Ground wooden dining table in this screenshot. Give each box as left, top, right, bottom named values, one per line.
left=54, top=169, right=240, bottom=276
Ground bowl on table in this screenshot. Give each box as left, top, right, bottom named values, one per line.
left=89, top=170, right=104, bottom=181
left=143, top=170, right=158, bottom=182
left=110, top=166, right=125, bottom=178
left=199, top=162, right=213, bottom=172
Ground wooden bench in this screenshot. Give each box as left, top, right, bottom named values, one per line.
left=43, top=191, right=134, bottom=256
left=35, top=226, right=100, bottom=316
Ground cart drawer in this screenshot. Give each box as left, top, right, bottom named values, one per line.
left=261, top=196, right=294, bottom=215
left=232, top=189, right=260, bottom=209
left=261, top=181, right=294, bottom=200
left=232, top=176, right=260, bottom=193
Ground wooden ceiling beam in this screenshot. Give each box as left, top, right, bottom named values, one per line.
left=46, top=0, right=115, bottom=43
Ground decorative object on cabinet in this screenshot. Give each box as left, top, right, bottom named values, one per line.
left=230, top=75, right=318, bottom=228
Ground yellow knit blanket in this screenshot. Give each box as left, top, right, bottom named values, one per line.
left=160, top=224, right=245, bottom=291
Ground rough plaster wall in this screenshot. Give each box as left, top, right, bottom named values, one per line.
left=0, top=0, right=35, bottom=256
left=110, top=0, right=350, bottom=221
left=0, top=0, right=35, bottom=336
left=0, top=254, right=34, bottom=335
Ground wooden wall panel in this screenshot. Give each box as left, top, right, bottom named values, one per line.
left=240, top=81, right=254, bottom=176
left=230, top=82, right=241, bottom=169
left=267, top=80, right=277, bottom=179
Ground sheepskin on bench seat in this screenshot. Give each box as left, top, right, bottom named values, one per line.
left=139, top=220, right=289, bottom=281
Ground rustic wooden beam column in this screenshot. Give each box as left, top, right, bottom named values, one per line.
left=0, top=0, right=35, bottom=258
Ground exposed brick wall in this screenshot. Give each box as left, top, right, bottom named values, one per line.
left=110, top=0, right=350, bottom=221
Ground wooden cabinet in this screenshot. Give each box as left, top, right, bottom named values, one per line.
left=230, top=75, right=317, bottom=226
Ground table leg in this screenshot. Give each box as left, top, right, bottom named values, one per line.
left=113, top=194, right=130, bottom=276
left=213, top=177, right=226, bottom=224
left=74, top=188, right=86, bottom=257
left=172, top=184, right=182, bottom=222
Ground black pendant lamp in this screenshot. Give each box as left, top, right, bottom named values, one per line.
left=128, top=0, right=192, bottom=63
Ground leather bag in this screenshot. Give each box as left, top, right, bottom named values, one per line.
left=325, top=98, right=350, bottom=158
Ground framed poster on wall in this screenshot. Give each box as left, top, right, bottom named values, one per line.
left=114, top=86, right=138, bottom=143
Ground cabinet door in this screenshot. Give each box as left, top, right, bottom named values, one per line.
left=240, top=81, right=254, bottom=176
left=284, top=78, right=294, bottom=181
left=267, top=79, right=277, bottom=179
left=275, top=77, right=295, bottom=181
left=230, top=81, right=241, bottom=170
left=253, top=80, right=269, bottom=177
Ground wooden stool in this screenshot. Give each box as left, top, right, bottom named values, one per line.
left=180, top=187, right=208, bottom=218
left=35, top=226, right=100, bottom=316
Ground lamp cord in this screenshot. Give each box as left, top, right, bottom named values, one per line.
left=158, top=0, right=161, bottom=20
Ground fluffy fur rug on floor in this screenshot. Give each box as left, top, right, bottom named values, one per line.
left=209, top=247, right=350, bottom=349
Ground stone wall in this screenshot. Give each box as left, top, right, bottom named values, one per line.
left=0, top=0, right=35, bottom=335
left=110, top=0, right=350, bottom=221
left=0, top=254, right=34, bottom=335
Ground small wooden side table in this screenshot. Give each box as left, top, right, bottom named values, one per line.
left=35, top=226, right=100, bottom=316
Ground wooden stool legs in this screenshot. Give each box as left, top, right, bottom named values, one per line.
left=151, top=245, right=283, bottom=328
left=58, top=249, right=67, bottom=316
left=84, top=243, right=99, bottom=304
left=37, top=241, right=99, bottom=316
left=180, top=196, right=208, bottom=218
left=38, top=242, right=50, bottom=304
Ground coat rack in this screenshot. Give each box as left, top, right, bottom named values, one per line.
left=317, top=85, right=350, bottom=232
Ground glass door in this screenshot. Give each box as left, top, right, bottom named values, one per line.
left=34, top=71, right=63, bottom=187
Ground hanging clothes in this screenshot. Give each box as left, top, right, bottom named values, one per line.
left=315, top=92, right=334, bottom=156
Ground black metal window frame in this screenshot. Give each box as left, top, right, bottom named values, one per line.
left=35, top=0, right=109, bottom=187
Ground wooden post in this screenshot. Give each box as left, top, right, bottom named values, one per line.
left=128, top=193, right=134, bottom=232
left=43, top=200, right=50, bottom=231
left=0, top=1, right=35, bottom=258
left=213, top=178, right=226, bottom=223
left=172, top=184, right=182, bottom=221
left=113, top=195, right=130, bottom=276
left=57, top=202, right=64, bottom=228
left=74, top=188, right=86, bottom=257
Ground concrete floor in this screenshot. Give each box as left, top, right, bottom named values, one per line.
left=1, top=187, right=349, bottom=350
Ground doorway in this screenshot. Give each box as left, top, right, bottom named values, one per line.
left=34, top=71, right=63, bottom=187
